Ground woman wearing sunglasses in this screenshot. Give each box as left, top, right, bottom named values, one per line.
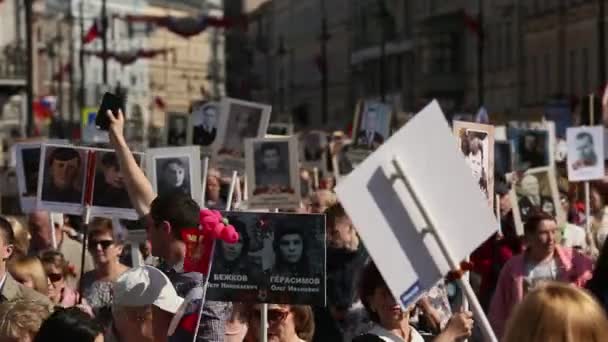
left=80, top=218, right=130, bottom=328
left=40, top=251, right=79, bottom=307
left=246, top=304, right=315, bottom=342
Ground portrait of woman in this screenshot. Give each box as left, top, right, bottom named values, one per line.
left=215, top=218, right=250, bottom=275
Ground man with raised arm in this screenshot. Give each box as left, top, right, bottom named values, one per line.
left=106, top=109, right=229, bottom=341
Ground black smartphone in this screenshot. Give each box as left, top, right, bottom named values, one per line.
left=96, top=92, right=124, bottom=130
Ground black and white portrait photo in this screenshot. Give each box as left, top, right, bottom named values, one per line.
left=508, top=122, right=555, bottom=169
left=166, top=113, right=188, bottom=146
left=245, top=137, right=301, bottom=209
left=566, top=126, right=605, bottom=181
left=354, top=101, right=392, bottom=150
left=214, top=98, right=271, bottom=176
left=190, top=102, right=219, bottom=147
left=495, top=141, right=513, bottom=176
left=510, top=167, right=564, bottom=234
left=453, top=121, right=495, bottom=207
left=207, top=211, right=325, bottom=305
left=90, top=150, right=143, bottom=219
left=145, top=146, right=202, bottom=206
left=300, top=132, right=325, bottom=163
left=155, top=157, right=191, bottom=196
left=37, top=145, right=87, bottom=214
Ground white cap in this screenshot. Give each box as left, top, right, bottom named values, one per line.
left=113, top=265, right=184, bottom=314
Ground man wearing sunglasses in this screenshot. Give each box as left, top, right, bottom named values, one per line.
left=0, top=216, right=52, bottom=306
left=105, top=109, right=228, bottom=341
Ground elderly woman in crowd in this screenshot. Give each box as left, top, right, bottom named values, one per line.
left=40, top=251, right=79, bottom=307
left=246, top=304, right=315, bottom=342
left=80, top=218, right=130, bottom=327
left=8, top=256, right=49, bottom=297
left=353, top=262, right=474, bottom=342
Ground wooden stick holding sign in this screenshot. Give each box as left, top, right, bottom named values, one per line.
left=390, top=156, right=497, bottom=342
left=192, top=171, right=238, bottom=342
left=78, top=150, right=97, bottom=303
left=586, top=95, right=594, bottom=236
left=201, top=157, right=209, bottom=206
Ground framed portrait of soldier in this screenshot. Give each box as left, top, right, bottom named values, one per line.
left=507, top=121, right=556, bottom=170
left=207, top=211, right=326, bottom=305
left=15, top=142, right=43, bottom=212
left=267, top=123, right=294, bottom=136
left=347, top=100, right=393, bottom=164
left=509, top=167, right=565, bottom=235
left=299, top=131, right=328, bottom=176
left=90, top=149, right=144, bottom=220
left=495, top=141, right=513, bottom=176
left=188, top=101, right=219, bottom=155
left=36, top=144, right=88, bottom=215
left=453, top=121, right=495, bottom=208
left=145, top=146, right=202, bottom=206
left=213, top=98, right=271, bottom=176
left=245, top=137, right=301, bottom=209
left=566, top=126, right=605, bottom=182
left=165, top=112, right=188, bottom=146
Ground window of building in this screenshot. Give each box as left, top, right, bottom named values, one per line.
left=582, top=47, right=589, bottom=93
left=545, top=53, right=551, bottom=98
left=531, top=56, right=538, bottom=102
left=569, top=49, right=576, bottom=96
left=505, top=22, right=513, bottom=66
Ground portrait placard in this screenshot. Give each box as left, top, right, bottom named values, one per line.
left=507, top=121, right=556, bottom=169
left=145, top=146, right=202, bottom=206
left=495, top=141, right=513, bottom=176
left=212, top=98, right=271, bottom=176
left=15, top=142, right=43, bottom=213
left=245, top=137, right=301, bottom=209
left=90, top=148, right=145, bottom=220
left=37, top=144, right=89, bottom=215
left=207, top=211, right=326, bottom=305
left=299, top=131, right=328, bottom=176
left=453, top=121, right=495, bottom=208
left=188, top=101, right=219, bottom=155
left=347, top=100, right=393, bottom=164
left=165, top=112, right=188, bottom=146
left=509, top=167, right=564, bottom=235
left=566, top=126, right=605, bottom=182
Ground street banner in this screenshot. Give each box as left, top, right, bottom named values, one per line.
left=335, top=100, right=497, bottom=310
left=207, top=211, right=326, bottom=305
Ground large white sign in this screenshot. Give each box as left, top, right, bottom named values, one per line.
left=336, top=100, right=497, bottom=309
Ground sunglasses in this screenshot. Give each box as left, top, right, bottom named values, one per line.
left=251, top=308, right=289, bottom=324
left=88, top=240, right=114, bottom=250
left=48, top=273, right=63, bottom=282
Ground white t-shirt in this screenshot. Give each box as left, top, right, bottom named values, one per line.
left=367, top=324, right=425, bottom=342
left=524, top=257, right=558, bottom=294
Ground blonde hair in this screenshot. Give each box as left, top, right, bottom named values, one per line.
left=8, top=256, right=49, bottom=296
left=503, top=282, right=608, bottom=342
left=4, top=216, right=29, bottom=257
left=0, top=300, right=51, bottom=342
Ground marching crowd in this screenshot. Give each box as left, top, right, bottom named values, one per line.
left=0, top=108, right=608, bottom=342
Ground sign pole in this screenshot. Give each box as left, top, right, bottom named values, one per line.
left=260, top=207, right=280, bottom=342
left=495, top=194, right=502, bottom=236
left=192, top=171, right=238, bottom=342
left=78, top=150, right=97, bottom=304
left=201, top=157, right=209, bottom=206
left=586, top=95, right=594, bottom=238
left=390, top=155, right=498, bottom=342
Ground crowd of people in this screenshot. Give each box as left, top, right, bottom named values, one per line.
left=1, top=107, right=608, bottom=342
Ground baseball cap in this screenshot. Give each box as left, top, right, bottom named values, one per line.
left=113, top=265, right=184, bottom=314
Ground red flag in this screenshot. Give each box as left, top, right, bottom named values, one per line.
left=83, top=21, right=100, bottom=44
left=463, top=11, right=481, bottom=37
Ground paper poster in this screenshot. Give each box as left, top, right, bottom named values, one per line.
left=453, top=121, right=495, bottom=208
left=566, top=126, right=605, bottom=182
left=509, top=167, right=564, bottom=235
left=81, top=107, right=109, bottom=143
left=347, top=100, right=393, bottom=165
left=145, top=146, right=202, bottom=206
left=335, top=100, right=497, bottom=310
left=245, top=137, right=301, bottom=209
left=207, top=211, right=326, bottom=305
left=188, top=101, right=219, bottom=156
left=36, top=144, right=89, bottom=215
left=90, top=149, right=144, bottom=220
left=507, top=121, right=556, bottom=169
left=165, top=112, right=188, bottom=146
left=212, top=98, right=271, bottom=176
